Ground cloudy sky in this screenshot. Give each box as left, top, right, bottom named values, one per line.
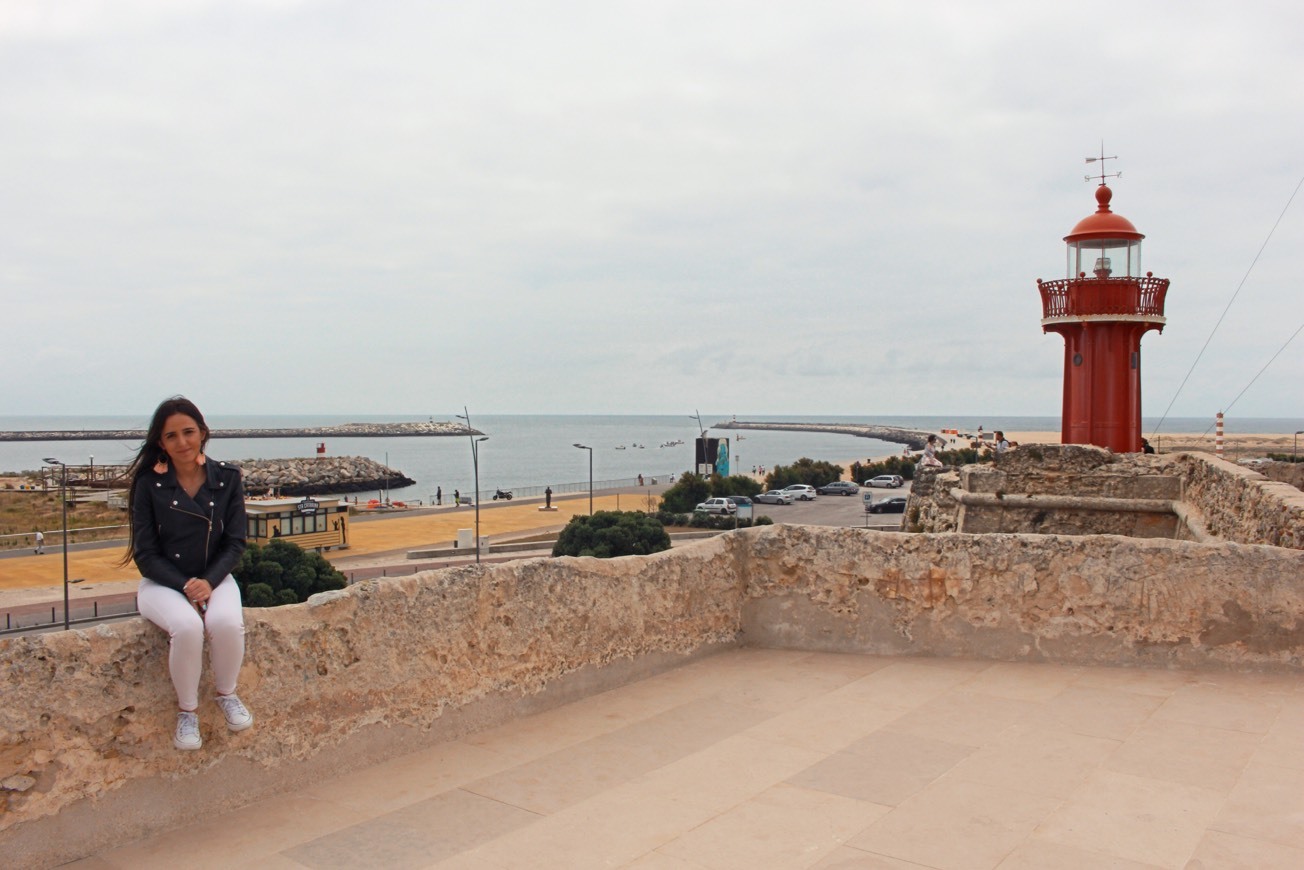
left=3, top=0, right=1302, bottom=421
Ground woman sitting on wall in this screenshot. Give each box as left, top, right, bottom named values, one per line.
left=121, top=396, right=254, bottom=751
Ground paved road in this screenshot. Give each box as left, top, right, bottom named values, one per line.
left=748, top=483, right=911, bottom=529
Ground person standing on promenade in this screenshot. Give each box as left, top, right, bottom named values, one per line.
left=436, top=486, right=442, bottom=506
left=120, top=397, right=253, bottom=751
left=34, top=530, right=44, bottom=555
left=454, top=489, right=460, bottom=506
left=545, top=486, right=552, bottom=508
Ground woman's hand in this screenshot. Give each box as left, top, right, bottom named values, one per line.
left=183, top=578, right=213, bottom=614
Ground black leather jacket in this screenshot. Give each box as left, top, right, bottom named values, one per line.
left=132, top=459, right=247, bottom=593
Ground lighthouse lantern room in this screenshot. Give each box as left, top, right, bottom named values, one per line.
left=1037, top=170, right=1170, bottom=454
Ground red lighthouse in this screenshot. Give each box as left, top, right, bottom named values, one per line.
left=1037, top=179, right=1169, bottom=453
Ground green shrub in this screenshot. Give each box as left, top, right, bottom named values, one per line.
left=658, top=473, right=711, bottom=513
left=552, top=510, right=671, bottom=558
left=764, top=458, right=845, bottom=490
left=233, top=539, right=347, bottom=607
left=708, top=474, right=763, bottom=498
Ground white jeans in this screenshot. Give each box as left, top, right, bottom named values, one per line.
left=137, top=576, right=245, bottom=712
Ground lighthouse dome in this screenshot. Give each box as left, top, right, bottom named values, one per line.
left=1065, top=184, right=1143, bottom=243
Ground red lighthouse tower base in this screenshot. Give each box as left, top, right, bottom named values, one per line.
left=1037, top=184, right=1169, bottom=454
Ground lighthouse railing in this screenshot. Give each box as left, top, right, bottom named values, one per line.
left=1038, top=276, right=1169, bottom=319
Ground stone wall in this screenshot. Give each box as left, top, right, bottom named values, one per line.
left=908, top=446, right=1304, bottom=549
left=4, top=525, right=1304, bottom=866
left=1174, top=452, right=1304, bottom=549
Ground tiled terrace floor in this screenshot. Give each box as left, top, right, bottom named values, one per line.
left=73, top=649, right=1304, bottom=870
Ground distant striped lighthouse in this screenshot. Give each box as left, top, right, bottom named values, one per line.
left=1036, top=156, right=1170, bottom=453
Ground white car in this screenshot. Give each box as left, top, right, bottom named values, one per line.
left=864, top=475, right=905, bottom=488
left=754, top=490, right=795, bottom=505
left=694, top=497, right=737, bottom=515
left=782, top=484, right=817, bottom=501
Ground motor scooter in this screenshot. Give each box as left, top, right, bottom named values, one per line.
left=493, top=488, right=513, bottom=501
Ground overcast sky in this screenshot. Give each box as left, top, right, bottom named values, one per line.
left=3, top=0, right=1302, bottom=421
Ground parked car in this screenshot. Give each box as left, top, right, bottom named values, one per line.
left=724, top=495, right=753, bottom=507
left=867, top=496, right=908, bottom=514
left=694, top=497, right=737, bottom=515
left=754, top=490, right=794, bottom=505
left=782, top=484, right=818, bottom=501
left=864, top=475, right=905, bottom=488
left=816, top=481, right=859, bottom=496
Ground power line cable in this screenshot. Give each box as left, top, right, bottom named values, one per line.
left=1150, top=174, right=1304, bottom=437
left=1194, top=319, right=1304, bottom=437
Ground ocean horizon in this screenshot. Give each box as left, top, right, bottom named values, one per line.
left=2, top=413, right=1298, bottom=500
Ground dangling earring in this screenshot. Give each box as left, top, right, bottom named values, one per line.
left=196, top=453, right=207, bottom=466
left=153, top=455, right=169, bottom=474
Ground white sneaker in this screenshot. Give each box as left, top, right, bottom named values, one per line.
left=174, top=711, right=202, bottom=751
left=215, top=694, right=254, bottom=732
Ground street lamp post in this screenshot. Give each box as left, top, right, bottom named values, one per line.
left=456, top=407, right=490, bottom=563
left=44, top=458, right=70, bottom=630
left=690, top=410, right=708, bottom=476
left=573, top=444, right=593, bottom=514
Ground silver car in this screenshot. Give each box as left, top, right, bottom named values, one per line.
left=754, top=490, right=795, bottom=505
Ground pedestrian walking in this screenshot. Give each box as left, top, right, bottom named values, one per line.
left=454, top=489, right=460, bottom=506
left=34, top=530, right=44, bottom=555
left=436, top=486, right=442, bottom=506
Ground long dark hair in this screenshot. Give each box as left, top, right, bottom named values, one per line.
left=119, top=396, right=211, bottom=567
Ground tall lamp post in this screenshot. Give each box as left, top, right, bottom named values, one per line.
left=573, top=443, right=593, bottom=514
left=456, top=407, right=489, bottom=563
left=690, top=410, right=708, bottom=476
left=43, top=458, right=70, bottom=630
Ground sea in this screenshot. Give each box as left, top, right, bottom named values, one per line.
left=1, top=414, right=1296, bottom=502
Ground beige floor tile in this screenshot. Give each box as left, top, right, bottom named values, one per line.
left=636, top=734, right=827, bottom=815
left=847, top=778, right=1061, bottom=870
left=741, top=693, right=914, bottom=755
left=827, top=660, right=990, bottom=711
left=1186, top=829, right=1304, bottom=870
left=947, top=723, right=1118, bottom=799
left=1103, top=718, right=1261, bottom=793
left=1210, top=761, right=1304, bottom=848
left=1033, top=769, right=1225, bottom=867
left=957, top=660, right=1083, bottom=702
left=301, top=740, right=516, bottom=814
left=787, top=731, right=974, bottom=806
left=1152, top=682, right=1280, bottom=734
left=97, top=793, right=363, bottom=869
left=657, top=783, right=892, bottom=870
left=464, top=697, right=772, bottom=814
left=1073, top=665, right=1195, bottom=698
left=1029, top=685, right=1163, bottom=740
left=882, top=691, right=1040, bottom=748
left=807, top=846, right=936, bottom=868
left=1251, top=697, right=1304, bottom=771
left=993, top=839, right=1164, bottom=869
left=465, top=790, right=712, bottom=870
left=284, top=788, right=541, bottom=869
left=623, top=853, right=715, bottom=869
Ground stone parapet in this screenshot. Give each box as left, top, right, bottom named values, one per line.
left=1175, top=452, right=1304, bottom=549
left=3, top=525, right=1303, bottom=866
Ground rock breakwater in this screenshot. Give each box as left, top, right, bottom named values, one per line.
left=0, top=421, right=478, bottom=442
left=714, top=420, right=935, bottom=450
left=234, top=456, right=414, bottom=497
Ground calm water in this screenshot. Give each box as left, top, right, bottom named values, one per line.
left=2, top=414, right=1297, bottom=500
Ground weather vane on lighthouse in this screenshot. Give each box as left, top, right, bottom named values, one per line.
left=1084, top=143, right=1121, bottom=185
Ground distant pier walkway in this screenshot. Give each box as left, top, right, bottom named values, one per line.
left=714, top=420, right=935, bottom=450
left=0, top=421, right=480, bottom=442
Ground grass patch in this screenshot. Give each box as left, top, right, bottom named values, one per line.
left=0, top=491, right=129, bottom=550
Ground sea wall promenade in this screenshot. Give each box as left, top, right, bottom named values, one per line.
left=715, top=420, right=935, bottom=450
left=0, top=421, right=479, bottom=442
